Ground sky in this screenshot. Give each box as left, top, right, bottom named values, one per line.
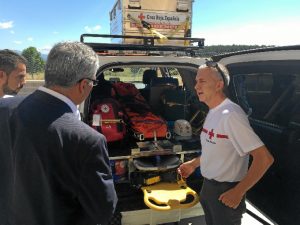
left=1, top=0, right=300, bottom=54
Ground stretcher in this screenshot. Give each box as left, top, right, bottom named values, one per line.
left=132, top=150, right=199, bottom=211
left=141, top=176, right=199, bottom=211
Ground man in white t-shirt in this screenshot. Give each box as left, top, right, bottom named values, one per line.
left=178, top=61, right=274, bottom=225
left=0, top=49, right=27, bottom=98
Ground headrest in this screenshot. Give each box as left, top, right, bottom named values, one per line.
left=143, top=69, right=157, bottom=85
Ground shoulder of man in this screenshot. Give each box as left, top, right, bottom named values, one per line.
left=223, top=99, right=246, bottom=115
left=0, top=96, right=25, bottom=110
left=56, top=113, right=107, bottom=143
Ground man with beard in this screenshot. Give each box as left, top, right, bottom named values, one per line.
left=0, top=42, right=117, bottom=225
left=0, top=49, right=27, bottom=98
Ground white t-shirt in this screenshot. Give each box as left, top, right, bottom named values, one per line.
left=200, top=98, right=264, bottom=182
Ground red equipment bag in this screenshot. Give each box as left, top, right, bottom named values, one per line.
left=126, top=111, right=168, bottom=140
left=90, top=98, right=126, bottom=142
left=112, top=82, right=169, bottom=140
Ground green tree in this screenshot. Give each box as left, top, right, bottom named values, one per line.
left=22, top=47, right=45, bottom=78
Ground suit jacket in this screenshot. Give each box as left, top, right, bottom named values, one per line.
left=0, top=90, right=117, bottom=225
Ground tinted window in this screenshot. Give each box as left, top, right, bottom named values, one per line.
left=233, top=72, right=300, bottom=126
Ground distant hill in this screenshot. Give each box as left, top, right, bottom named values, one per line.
left=196, top=44, right=275, bottom=57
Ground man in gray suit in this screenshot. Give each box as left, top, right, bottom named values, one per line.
left=0, top=42, right=117, bottom=225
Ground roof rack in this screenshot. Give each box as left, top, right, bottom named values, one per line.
left=80, top=34, right=204, bottom=55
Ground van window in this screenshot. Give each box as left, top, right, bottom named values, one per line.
left=233, top=72, right=300, bottom=126
left=103, top=67, right=183, bottom=89
left=103, top=67, right=153, bottom=89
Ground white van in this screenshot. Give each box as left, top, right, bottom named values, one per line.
left=80, top=34, right=300, bottom=225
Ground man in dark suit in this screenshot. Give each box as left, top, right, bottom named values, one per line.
left=0, top=42, right=117, bottom=225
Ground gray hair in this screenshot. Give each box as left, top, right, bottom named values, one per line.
left=0, top=49, right=27, bottom=75
left=199, top=61, right=230, bottom=88
left=199, top=62, right=230, bottom=86
left=199, top=62, right=230, bottom=95
left=45, top=41, right=99, bottom=88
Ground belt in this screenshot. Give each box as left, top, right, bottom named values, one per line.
left=204, top=178, right=239, bottom=185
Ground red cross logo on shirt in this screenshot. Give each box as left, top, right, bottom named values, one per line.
left=202, top=128, right=229, bottom=141
left=208, top=129, right=215, bottom=140
left=138, top=13, right=145, bottom=20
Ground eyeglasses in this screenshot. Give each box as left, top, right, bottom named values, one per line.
left=205, top=61, right=227, bottom=86
left=78, top=78, right=99, bottom=87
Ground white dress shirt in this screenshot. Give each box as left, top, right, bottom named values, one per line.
left=38, top=86, right=81, bottom=120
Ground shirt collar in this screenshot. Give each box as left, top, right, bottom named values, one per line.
left=2, top=95, right=14, bottom=98
left=38, top=86, right=80, bottom=120
left=209, top=98, right=230, bottom=113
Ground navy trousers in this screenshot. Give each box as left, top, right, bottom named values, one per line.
left=200, top=178, right=246, bottom=225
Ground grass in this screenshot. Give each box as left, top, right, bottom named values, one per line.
left=26, top=72, right=44, bottom=80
